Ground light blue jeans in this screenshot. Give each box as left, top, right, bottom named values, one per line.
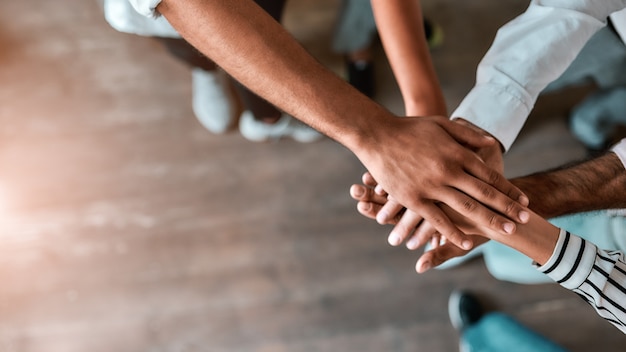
left=462, top=313, right=567, bottom=352
left=333, top=0, right=377, bottom=54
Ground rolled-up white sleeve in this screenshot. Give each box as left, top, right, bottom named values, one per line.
left=452, top=0, right=626, bottom=151
left=611, top=138, right=626, bottom=169
left=129, top=0, right=163, bottom=18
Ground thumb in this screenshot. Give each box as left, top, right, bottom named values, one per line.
left=442, top=118, right=497, bottom=149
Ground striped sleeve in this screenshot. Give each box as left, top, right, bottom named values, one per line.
left=536, top=229, right=626, bottom=334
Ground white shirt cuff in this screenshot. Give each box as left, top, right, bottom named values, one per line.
left=611, top=138, right=626, bottom=170
left=129, top=0, right=163, bottom=18
left=451, top=83, right=532, bottom=152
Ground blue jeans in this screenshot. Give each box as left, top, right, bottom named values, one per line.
left=462, top=313, right=567, bottom=352
left=333, top=0, right=377, bottom=54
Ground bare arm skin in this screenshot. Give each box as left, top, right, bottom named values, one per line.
left=371, top=0, right=447, bottom=116
left=156, top=0, right=529, bottom=248
left=364, top=1, right=523, bottom=247
left=511, top=152, right=626, bottom=218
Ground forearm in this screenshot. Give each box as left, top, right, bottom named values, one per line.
left=371, top=0, right=447, bottom=116
left=157, top=0, right=392, bottom=151
left=511, top=152, right=626, bottom=218
left=148, top=0, right=532, bottom=245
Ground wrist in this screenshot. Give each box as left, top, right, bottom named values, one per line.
left=509, top=177, right=556, bottom=218
left=404, top=96, right=447, bottom=117
left=454, top=118, right=506, bottom=151
left=344, top=109, right=398, bottom=160
left=491, top=210, right=560, bottom=265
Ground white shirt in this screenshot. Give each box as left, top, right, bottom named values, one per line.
left=104, top=0, right=178, bottom=37
left=452, top=1, right=626, bottom=152
left=128, top=0, right=163, bottom=18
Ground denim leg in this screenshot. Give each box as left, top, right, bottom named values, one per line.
left=332, top=0, right=377, bottom=54
left=569, top=87, right=626, bottom=149
left=462, top=313, right=568, bottom=352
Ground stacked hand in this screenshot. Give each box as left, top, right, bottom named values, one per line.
left=350, top=117, right=530, bottom=272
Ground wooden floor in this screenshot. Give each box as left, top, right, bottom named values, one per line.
left=0, top=1, right=624, bottom=351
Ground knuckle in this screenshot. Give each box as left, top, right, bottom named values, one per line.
left=488, top=214, right=500, bottom=228
left=505, top=200, right=518, bottom=215
left=429, top=214, right=446, bottom=227
left=478, top=184, right=495, bottom=199
left=462, top=198, right=478, bottom=212
left=434, top=159, right=456, bottom=178
left=487, top=169, right=502, bottom=185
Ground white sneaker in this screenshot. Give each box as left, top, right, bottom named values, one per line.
left=238, top=110, right=323, bottom=143
left=191, top=68, right=236, bottom=134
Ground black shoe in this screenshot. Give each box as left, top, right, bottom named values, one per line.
left=346, top=60, right=375, bottom=98
left=448, top=290, right=484, bottom=331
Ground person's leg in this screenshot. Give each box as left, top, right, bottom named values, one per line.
left=462, top=313, right=568, bottom=352
left=234, top=0, right=286, bottom=124
left=482, top=242, right=550, bottom=284
left=569, top=87, right=626, bottom=150
left=333, top=0, right=377, bottom=58
left=332, top=0, right=378, bottom=97
left=450, top=290, right=567, bottom=352
left=234, top=0, right=323, bottom=142
left=158, top=4, right=287, bottom=127
left=157, top=37, right=236, bottom=134
left=157, top=37, right=217, bottom=71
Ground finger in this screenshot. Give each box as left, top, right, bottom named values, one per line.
left=406, top=221, right=437, bottom=250
left=387, top=210, right=423, bottom=246
left=374, top=184, right=387, bottom=196
left=439, top=186, right=521, bottom=235
left=430, top=234, right=441, bottom=249
left=415, top=241, right=471, bottom=273
left=417, top=201, right=473, bottom=251
left=361, top=171, right=387, bottom=196
left=362, top=171, right=378, bottom=187
left=440, top=118, right=497, bottom=149
left=460, top=161, right=531, bottom=226
left=465, top=155, right=530, bottom=208
left=349, top=184, right=387, bottom=205
left=357, top=201, right=382, bottom=221
left=376, top=198, right=405, bottom=225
